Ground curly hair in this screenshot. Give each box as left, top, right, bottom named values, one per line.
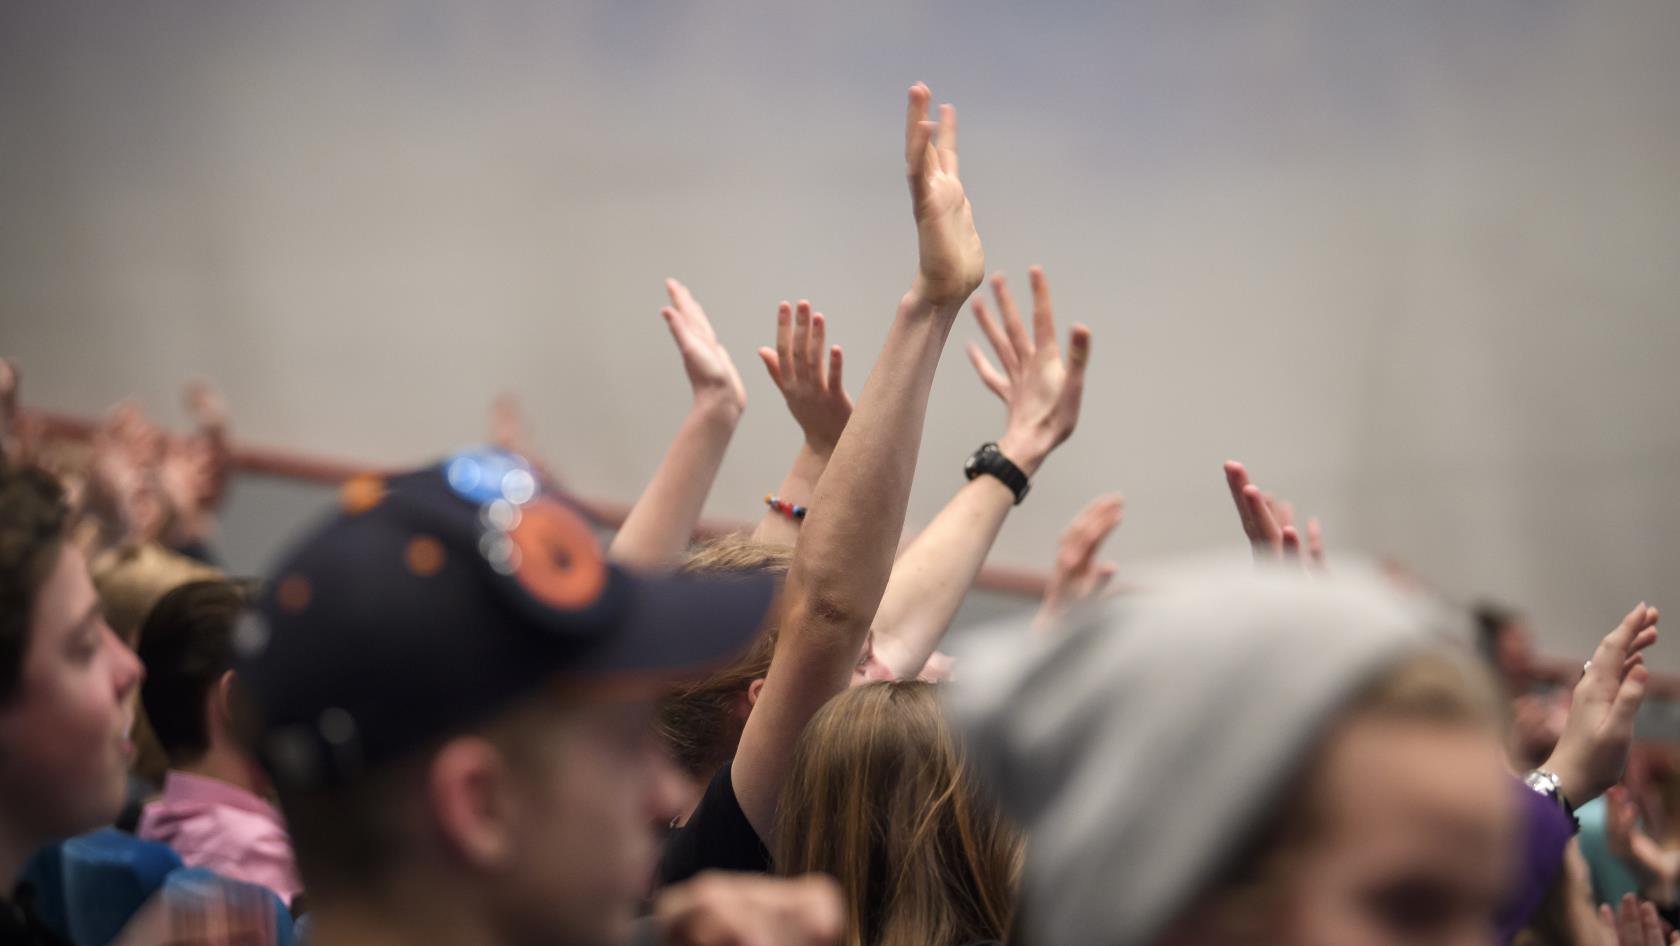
left=0, top=461, right=71, bottom=704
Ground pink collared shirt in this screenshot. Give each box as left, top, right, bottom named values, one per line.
left=137, top=771, right=303, bottom=905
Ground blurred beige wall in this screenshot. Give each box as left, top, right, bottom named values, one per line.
left=2, top=2, right=1677, bottom=664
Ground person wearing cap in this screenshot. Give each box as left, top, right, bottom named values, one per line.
left=0, top=461, right=144, bottom=944
left=236, top=449, right=839, bottom=946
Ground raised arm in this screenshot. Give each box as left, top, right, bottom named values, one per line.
left=732, top=83, right=984, bottom=840
left=1223, top=460, right=1325, bottom=566
left=1541, top=602, right=1660, bottom=807
left=184, top=380, right=232, bottom=509
left=751, top=300, right=852, bottom=547
left=0, top=358, right=19, bottom=463
left=869, top=266, right=1091, bottom=679
left=609, top=279, right=748, bottom=569
left=1031, top=492, right=1125, bottom=634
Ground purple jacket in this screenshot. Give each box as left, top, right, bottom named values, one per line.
left=1497, top=779, right=1576, bottom=943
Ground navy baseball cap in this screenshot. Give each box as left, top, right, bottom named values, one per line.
left=235, top=447, right=778, bottom=791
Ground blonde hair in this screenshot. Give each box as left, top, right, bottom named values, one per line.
left=91, top=542, right=221, bottom=646
left=655, top=534, right=790, bottom=781
left=775, top=681, right=1022, bottom=946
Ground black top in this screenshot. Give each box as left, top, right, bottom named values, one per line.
left=0, top=886, right=71, bottom=946
left=658, top=762, right=771, bottom=886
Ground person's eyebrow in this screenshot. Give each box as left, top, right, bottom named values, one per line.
left=66, top=604, right=103, bottom=638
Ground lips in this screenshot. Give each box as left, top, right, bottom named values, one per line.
left=116, top=714, right=136, bottom=760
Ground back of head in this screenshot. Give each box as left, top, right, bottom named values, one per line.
left=776, top=681, right=1019, bottom=946
left=657, top=534, right=792, bottom=782
left=137, top=578, right=250, bottom=768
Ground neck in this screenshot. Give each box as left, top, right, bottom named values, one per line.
left=178, top=741, right=263, bottom=795
left=308, top=894, right=505, bottom=946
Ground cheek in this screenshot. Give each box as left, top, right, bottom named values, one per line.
left=546, top=744, right=657, bottom=881
left=1277, top=849, right=1382, bottom=946
left=0, top=668, right=127, bottom=831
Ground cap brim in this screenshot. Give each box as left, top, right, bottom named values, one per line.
left=565, top=566, right=779, bottom=688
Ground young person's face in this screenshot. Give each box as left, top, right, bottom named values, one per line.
left=491, top=698, right=670, bottom=946
left=1277, top=716, right=1514, bottom=946
left=0, top=544, right=143, bottom=841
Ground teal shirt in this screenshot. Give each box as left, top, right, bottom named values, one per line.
left=1577, top=796, right=1643, bottom=905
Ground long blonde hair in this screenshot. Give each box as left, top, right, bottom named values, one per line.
left=775, top=681, right=1022, bottom=946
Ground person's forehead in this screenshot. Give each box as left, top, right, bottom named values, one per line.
left=1318, top=720, right=1512, bottom=848
left=30, top=543, right=101, bottom=642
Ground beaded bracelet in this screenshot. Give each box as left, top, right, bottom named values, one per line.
left=764, top=494, right=807, bottom=521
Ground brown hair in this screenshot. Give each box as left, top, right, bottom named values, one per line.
left=655, top=534, right=790, bottom=781
left=775, top=681, right=1021, bottom=946
left=137, top=579, right=253, bottom=767
left=0, top=462, right=70, bottom=705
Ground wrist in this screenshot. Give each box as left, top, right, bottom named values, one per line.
left=1537, top=750, right=1589, bottom=808
left=691, top=391, right=745, bottom=426
left=995, top=432, right=1049, bottom=478
left=900, top=285, right=965, bottom=322
left=800, top=435, right=838, bottom=459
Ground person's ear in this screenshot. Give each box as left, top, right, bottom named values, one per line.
left=745, top=678, right=766, bottom=712
left=427, top=736, right=518, bottom=872
left=209, top=670, right=238, bottom=733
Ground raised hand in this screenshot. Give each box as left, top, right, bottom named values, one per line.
left=0, top=357, right=22, bottom=463
left=758, top=300, right=852, bottom=455
left=1544, top=603, right=1660, bottom=806
left=490, top=393, right=530, bottom=455
left=0, top=357, right=17, bottom=417
left=1223, top=460, right=1325, bottom=567
left=1601, top=894, right=1669, bottom=946
left=1034, top=493, right=1125, bottom=633
left=906, top=83, right=983, bottom=309
left=967, top=267, right=1092, bottom=476
left=662, top=278, right=747, bottom=418
left=184, top=379, right=228, bottom=432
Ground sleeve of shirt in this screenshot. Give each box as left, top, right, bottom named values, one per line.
left=1496, top=779, right=1578, bottom=944
left=656, top=762, right=772, bottom=888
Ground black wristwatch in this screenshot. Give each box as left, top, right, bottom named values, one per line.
left=964, top=442, right=1030, bottom=505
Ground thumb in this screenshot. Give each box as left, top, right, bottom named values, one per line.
left=661, top=307, right=691, bottom=354
left=757, top=348, right=783, bottom=387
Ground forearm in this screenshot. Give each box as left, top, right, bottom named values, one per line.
left=609, top=402, right=741, bottom=569
left=751, top=443, right=830, bottom=547
left=734, top=292, right=956, bottom=838
left=872, top=476, right=1013, bottom=678
left=782, top=294, right=954, bottom=662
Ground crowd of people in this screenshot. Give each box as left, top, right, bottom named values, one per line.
left=0, top=83, right=1674, bottom=946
